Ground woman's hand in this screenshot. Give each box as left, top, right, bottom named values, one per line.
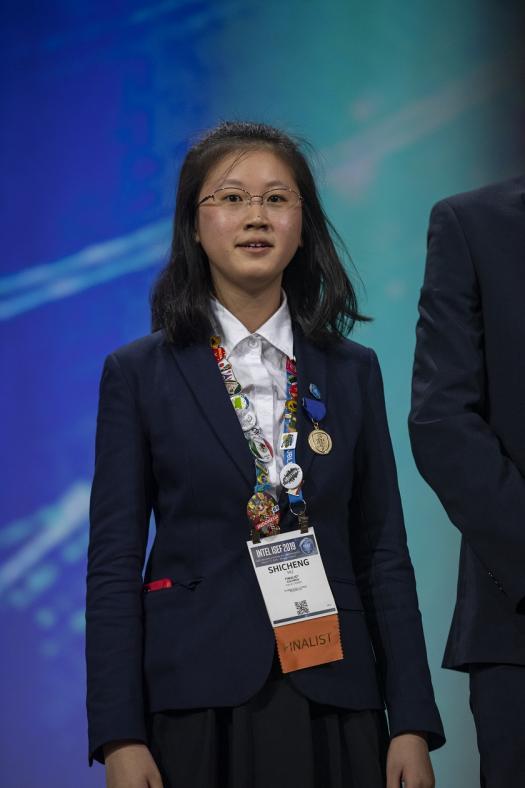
left=386, top=732, right=435, bottom=788
left=104, top=741, right=163, bottom=788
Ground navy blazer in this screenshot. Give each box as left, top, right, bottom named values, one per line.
left=409, top=176, right=525, bottom=671
left=86, top=323, right=444, bottom=763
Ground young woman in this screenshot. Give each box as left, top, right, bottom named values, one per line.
left=86, top=121, right=444, bottom=788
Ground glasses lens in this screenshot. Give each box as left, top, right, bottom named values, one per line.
left=262, top=189, right=301, bottom=209
left=209, top=187, right=301, bottom=209
left=213, top=188, right=249, bottom=207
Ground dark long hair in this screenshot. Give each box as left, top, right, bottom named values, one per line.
left=151, top=121, right=369, bottom=347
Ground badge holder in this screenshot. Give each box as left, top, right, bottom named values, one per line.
left=291, top=500, right=309, bottom=534
left=247, top=528, right=344, bottom=673
left=298, top=513, right=309, bottom=534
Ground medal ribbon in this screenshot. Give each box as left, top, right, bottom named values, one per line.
left=301, top=397, right=326, bottom=425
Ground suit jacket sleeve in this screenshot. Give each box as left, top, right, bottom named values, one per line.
left=409, top=199, right=525, bottom=612
left=86, top=352, right=153, bottom=765
left=350, top=349, right=445, bottom=750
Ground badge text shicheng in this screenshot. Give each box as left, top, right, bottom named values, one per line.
left=267, top=559, right=310, bottom=573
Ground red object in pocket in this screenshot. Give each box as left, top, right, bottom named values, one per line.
left=144, top=578, right=173, bottom=592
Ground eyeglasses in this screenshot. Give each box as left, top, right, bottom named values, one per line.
left=197, top=186, right=303, bottom=211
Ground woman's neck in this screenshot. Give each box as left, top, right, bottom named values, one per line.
left=213, top=281, right=283, bottom=333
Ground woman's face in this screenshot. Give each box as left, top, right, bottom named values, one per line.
left=195, top=148, right=303, bottom=297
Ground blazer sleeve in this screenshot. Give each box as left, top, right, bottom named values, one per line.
left=409, top=199, right=525, bottom=612
left=86, top=352, right=154, bottom=765
left=350, top=349, right=445, bottom=750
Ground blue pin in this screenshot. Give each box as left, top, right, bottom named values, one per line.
left=309, top=383, right=321, bottom=400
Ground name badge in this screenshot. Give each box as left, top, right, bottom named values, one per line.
left=247, top=528, right=344, bottom=672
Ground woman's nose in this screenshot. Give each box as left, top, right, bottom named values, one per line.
left=243, top=209, right=270, bottom=229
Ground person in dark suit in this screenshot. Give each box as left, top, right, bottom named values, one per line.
left=86, top=121, right=444, bottom=788
left=409, top=176, right=525, bottom=788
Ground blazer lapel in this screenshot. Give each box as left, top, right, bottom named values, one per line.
left=291, top=323, right=329, bottom=492
left=168, top=341, right=254, bottom=489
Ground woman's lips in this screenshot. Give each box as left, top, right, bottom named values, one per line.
left=237, top=242, right=273, bottom=254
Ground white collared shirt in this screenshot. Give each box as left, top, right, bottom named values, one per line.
left=210, top=292, right=294, bottom=497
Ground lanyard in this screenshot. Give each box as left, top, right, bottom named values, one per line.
left=210, top=335, right=308, bottom=541
left=280, top=357, right=309, bottom=533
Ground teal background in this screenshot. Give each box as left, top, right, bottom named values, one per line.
left=1, top=2, right=523, bottom=785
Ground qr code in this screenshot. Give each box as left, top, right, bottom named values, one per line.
left=294, top=599, right=309, bottom=616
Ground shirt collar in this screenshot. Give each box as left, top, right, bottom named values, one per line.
left=210, top=290, right=294, bottom=359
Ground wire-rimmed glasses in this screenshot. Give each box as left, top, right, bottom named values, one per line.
left=197, top=186, right=303, bottom=211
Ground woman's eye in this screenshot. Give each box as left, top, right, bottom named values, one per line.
left=217, top=190, right=245, bottom=203
left=266, top=192, right=288, bottom=204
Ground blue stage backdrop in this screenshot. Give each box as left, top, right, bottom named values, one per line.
left=1, top=2, right=523, bottom=786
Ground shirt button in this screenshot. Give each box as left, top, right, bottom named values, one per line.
left=248, top=336, right=259, bottom=349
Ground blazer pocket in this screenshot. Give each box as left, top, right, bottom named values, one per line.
left=143, top=578, right=203, bottom=604
left=328, top=577, right=364, bottom=612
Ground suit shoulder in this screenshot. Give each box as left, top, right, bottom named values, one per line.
left=330, top=335, right=375, bottom=369
left=432, top=175, right=525, bottom=218
left=328, top=337, right=385, bottom=398
left=107, top=330, right=166, bottom=371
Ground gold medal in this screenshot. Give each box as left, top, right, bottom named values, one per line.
left=308, top=428, right=332, bottom=455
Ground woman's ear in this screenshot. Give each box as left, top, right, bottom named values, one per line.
left=194, top=229, right=200, bottom=243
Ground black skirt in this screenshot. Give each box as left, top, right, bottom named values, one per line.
left=148, top=658, right=389, bottom=788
